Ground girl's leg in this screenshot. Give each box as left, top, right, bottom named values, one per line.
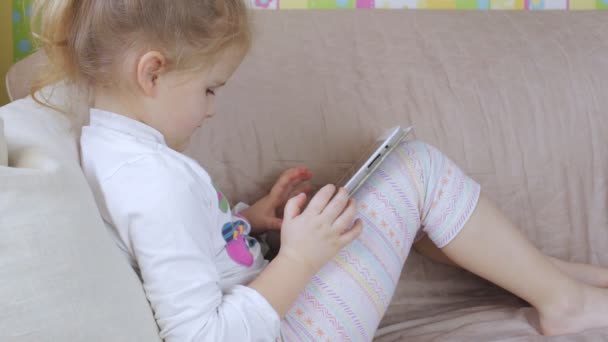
left=440, top=194, right=608, bottom=336
left=280, top=140, right=480, bottom=341
left=414, top=236, right=608, bottom=288
left=546, top=257, right=608, bottom=289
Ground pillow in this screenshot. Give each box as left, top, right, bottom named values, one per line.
left=0, top=84, right=162, bottom=341
left=1, top=82, right=89, bottom=165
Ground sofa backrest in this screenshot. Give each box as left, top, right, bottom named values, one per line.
left=190, top=11, right=608, bottom=265
left=8, top=10, right=608, bottom=258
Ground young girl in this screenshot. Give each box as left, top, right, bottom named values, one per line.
left=33, top=1, right=608, bottom=341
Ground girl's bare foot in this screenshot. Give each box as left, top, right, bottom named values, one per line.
left=549, top=257, right=608, bottom=288
left=539, top=284, right=608, bottom=336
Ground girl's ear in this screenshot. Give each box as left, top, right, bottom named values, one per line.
left=136, top=51, right=167, bottom=97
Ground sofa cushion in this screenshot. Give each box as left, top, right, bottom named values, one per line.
left=0, top=86, right=161, bottom=341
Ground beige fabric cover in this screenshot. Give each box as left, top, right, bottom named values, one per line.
left=4, top=10, right=608, bottom=341
left=0, top=87, right=161, bottom=342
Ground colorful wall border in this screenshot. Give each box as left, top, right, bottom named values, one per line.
left=12, top=0, right=607, bottom=62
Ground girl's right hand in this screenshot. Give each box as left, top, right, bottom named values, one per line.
left=278, top=184, right=364, bottom=273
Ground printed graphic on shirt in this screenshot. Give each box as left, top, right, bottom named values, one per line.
left=222, top=219, right=256, bottom=267
left=212, top=182, right=230, bottom=213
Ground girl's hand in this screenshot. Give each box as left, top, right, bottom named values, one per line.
left=240, top=167, right=313, bottom=234
left=278, top=184, right=364, bottom=273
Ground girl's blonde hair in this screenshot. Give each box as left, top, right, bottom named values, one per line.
left=31, top=0, right=251, bottom=98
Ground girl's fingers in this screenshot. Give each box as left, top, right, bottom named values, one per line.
left=331, top=199, right=358, bottom=232
left=277, top=183, right=314, bottom=217
left=272, top=168, right=312, bottom=201
left=304, top=184, right=337, bottom=215
left=267, top=217, right=283, bottom=230
left=288, top=183, right=313, bottom=199
left=337, top=219, right=364, bottom=247
left=320, top=187, right=350, bottom=221
left=283, top=193, right=307, bottom=220
left=271, top=169, right=298, bottom=196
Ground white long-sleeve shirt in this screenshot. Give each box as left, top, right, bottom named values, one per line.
left=80, top=109, right=281, bottom=341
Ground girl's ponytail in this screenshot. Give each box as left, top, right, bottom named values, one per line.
left=31, top=0, right=81, bottom=98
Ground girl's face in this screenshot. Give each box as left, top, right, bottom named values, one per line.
left=144, top=49, right=244, bottom=151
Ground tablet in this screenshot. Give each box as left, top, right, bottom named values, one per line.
left=336, top=126, right=413, bottom=195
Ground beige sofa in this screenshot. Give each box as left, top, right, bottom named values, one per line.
left=2, top=10, right=608, bottom=341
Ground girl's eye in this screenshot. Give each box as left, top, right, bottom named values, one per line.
left=206, top=89, right=215, bottom=96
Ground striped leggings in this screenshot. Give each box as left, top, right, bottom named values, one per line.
left=280, top=140, right=481, bottom=341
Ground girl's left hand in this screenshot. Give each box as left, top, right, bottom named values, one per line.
left=240, top=167, right=313, bottom=234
